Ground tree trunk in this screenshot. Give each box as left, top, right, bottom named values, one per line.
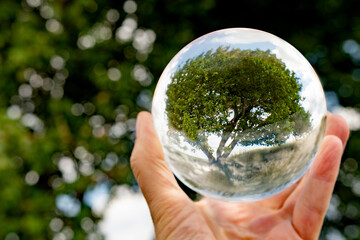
left=198, top=143, right=216, bottom=162
left=216, top=99, right=248, bottom=162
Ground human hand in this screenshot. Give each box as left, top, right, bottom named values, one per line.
left=131, top=111, right=349, bottom=240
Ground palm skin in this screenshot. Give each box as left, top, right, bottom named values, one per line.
left=131, top=112, right=349, bottom=240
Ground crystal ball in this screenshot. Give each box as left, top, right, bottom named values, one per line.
left=152, top=28, right=326, bottom=202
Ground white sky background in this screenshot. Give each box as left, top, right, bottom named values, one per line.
left=330, top=105, right=360, bottom=131
left=98, top=185, right=154, bottom=240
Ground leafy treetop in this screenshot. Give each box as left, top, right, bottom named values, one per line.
left=166, top=46, right=310, bottom=163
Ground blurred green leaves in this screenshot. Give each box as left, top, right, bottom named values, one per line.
left=0, top=0, right=150, bottom=238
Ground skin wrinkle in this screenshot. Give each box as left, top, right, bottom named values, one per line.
left=158, top=203, right=216, bottom=240
left=290, top=220, right=302, bottom=240
left=299, top=179, right=333, bottom=216
left=311, top=138, right=343, bottom=182
left=156, top=202, right=192, bottom=238
left=204, top=200, right=260, bottom=239
left=267, top=221, right=302, bottom=240
left=150, top=190, right=188, bottom=226
left=294, top=184, right=330, bottom=239
left=167, top=230, right=214, bottom=240
left=249, top=210, right=284, bottom=234
left=197, top=201, right=228, bottom=240
left=261, top=190, right=292, bottom=210
left=281, top=172, right=312, bottom=216
left=297, top=204, right=321, bottom=232
left=132, top=158, right=179, bottom=212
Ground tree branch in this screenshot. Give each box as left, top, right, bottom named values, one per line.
left=198, top=142, right=215, bottom=162
left=221, top=133, right=241, bottom=159
left=216, top=98, right=248, bottom=161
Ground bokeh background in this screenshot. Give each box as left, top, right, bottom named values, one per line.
left=0, top=0, right=360, bottom=239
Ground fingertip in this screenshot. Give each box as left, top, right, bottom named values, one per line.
left=312, top=135, right=343, bottom=181
left=325, top=113, right=350, bottom=148
left=136, top=111, right=153, bottom=137
left=320, top=134, right=344, bottom=155
left=132, top=111, right=163, bottom=169
left=137, top=111, right=152, bottom=120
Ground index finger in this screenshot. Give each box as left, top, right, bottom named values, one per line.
left=130, top=112, right=192, bottom=225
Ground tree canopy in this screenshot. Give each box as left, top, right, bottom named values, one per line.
left=166, top=47, right=310, bottom=163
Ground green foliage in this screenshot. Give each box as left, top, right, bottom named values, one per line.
left=0, top=0, right=146, bottom=238
left=166, top=46, right=310, bottom=162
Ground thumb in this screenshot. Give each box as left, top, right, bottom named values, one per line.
left=130, top=112, right=191, bottom=225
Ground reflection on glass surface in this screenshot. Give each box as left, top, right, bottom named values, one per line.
left=152, top=28, right=326, bottom=201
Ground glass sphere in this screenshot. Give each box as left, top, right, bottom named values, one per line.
left=152, top=28, right=326, bottom=202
